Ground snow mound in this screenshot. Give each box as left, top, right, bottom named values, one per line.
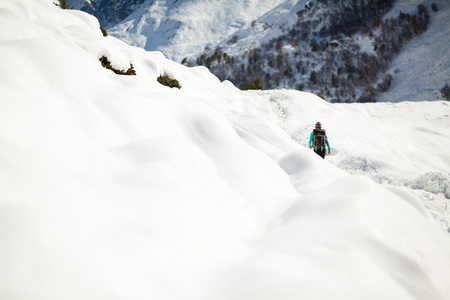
left=410, top=172, right=450, bottom=199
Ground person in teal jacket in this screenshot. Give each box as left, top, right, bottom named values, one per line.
left=309, top=122, right=331, bottom=159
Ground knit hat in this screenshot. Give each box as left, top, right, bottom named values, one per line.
left=315, top=122, right=321, bottom=128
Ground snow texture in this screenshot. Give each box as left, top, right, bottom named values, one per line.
left=1, top=1, right=450, bottom=299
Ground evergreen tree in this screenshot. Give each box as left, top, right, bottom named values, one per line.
left=441, top=84, right=450, bottom=100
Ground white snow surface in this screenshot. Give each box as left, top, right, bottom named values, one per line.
left=1, top=1, right=450, bottom=299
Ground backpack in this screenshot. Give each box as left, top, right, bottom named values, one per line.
left=313, top=129, right=327, bottom=149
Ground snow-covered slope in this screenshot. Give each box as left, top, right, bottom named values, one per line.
left=1, top=0, right=450, bottom=299
left=107, top=0, right=301, bottom=61
left=251, top=90, right=450, bottom=231
left=106, top=0, right=449, bottom=102
left=67, top=0, right=146, bottom=27
left=379, top=0, right=450, bottom=102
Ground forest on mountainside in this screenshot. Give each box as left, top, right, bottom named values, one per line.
left=187, top=0, right=434, bottom=102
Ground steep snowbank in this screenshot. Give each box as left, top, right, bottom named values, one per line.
left=1, top=1, right=449, bottom=299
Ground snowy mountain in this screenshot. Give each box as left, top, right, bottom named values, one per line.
left=1, top=0, right=450, bottom=299
left=69, top=0, right=146, bottom=27
left=106, top=0, right=292, bottom=60
left=91, top=0, right=449, bottom=102
left=379, top=0, right=450, bottom=102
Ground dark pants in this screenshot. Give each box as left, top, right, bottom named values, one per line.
left=314, top=149, right=326, bottom=159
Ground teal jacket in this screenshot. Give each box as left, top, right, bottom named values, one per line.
left=309, top=130, right=330, bottom=150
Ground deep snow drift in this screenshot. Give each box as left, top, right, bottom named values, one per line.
left=1, top=1, right=450, bottom=299
left=249, top=90, right=450, bottom=232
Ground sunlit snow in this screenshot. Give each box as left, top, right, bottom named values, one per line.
left=1, top=1, right=449, bottom=299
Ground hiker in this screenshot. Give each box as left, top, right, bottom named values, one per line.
left=309, top=122, right=331, bottom=159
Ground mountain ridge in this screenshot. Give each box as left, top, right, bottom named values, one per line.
left=68, top=0, right=449, bottom=102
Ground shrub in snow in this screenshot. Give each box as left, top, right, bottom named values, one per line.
left=99, top=56, right=136, bottom=75
left=316, top=91, right=325, bottom=100
left=244, top=75, right=263, bottom=90
left=54, top=0, right=73, bottom=9
left=157, top=73, right=181, bottom=89
left=100, top=26, right=108, bottom=37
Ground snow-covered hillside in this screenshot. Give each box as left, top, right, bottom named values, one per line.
left=76, top=0, right=146, bottom=28
left=1, top=0, right=450, bottom=299
left=104, top=0, right=449, bottom=102
left=107, top=0, right=302, bottom=61
left=379, top=0, right=450, bottom=102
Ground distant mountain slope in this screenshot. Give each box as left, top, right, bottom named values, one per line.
left=75, top=0, right=449, bottom=102
left=107, top=0, right=294, bottom=61
left=69, top=0, right=146, bottom=27
left=379, top=0, right=450, bottom=102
